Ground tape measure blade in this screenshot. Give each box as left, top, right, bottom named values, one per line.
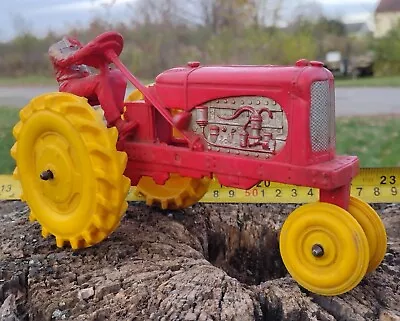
left=352, top=168, right=399, bottom=203
left=1, top=167, right=399, bottom=203
left=355, top=168, right=400, bottom=186
left=0, top=175, right=22, bottom=200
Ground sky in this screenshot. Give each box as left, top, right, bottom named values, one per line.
left=0, top=0, right=379, bottom=42
left=318, top=0, right=378, bottom=22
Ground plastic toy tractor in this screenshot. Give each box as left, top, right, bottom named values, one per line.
left=10, top=31, right=387, bottom=296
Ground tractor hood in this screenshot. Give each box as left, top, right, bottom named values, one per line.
left=154, top=60, right=331, bottom=109
left=156, top=62, right=302, bottom=87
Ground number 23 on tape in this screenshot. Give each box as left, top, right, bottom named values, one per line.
left=351, top=169, right=399, bottom=203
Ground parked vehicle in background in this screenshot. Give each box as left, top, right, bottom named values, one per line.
left=324, top=50, right=375, bottom=78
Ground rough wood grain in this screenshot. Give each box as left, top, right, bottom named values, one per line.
left=0, top=201, right=399, bottom=321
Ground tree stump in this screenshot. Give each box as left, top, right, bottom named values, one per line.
left=0, top=200, right=399, bottom=321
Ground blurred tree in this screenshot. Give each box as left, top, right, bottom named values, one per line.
left=373, top=20, right=400, bottom=76
left=0, top=0, right=393, bottom=79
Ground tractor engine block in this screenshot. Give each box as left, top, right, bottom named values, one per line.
left=190, top=96, right=288, bottom=159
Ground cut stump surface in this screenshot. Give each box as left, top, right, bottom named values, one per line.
left=0, top=201, right=399, bottom=321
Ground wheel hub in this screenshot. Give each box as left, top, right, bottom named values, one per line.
left=40, top=169, right=54, bottom=181
left=312, top=244, right=324, bottom=257
left=35, top=134, right=77, bottom=208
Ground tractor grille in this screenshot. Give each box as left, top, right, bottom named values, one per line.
left=310, top=80, right=335, bottom=152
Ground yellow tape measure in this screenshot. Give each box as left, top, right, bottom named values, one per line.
left=1, top=167, right=399, bottom=204
left=199, top=167, right=400, bottom=204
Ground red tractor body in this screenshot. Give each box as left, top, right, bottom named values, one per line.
left=122, top=59, right=357, bottom=209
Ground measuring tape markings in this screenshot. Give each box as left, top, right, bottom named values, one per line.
left=1, top=167, right=399, bottom=203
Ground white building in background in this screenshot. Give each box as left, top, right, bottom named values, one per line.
left=374, top=0, right=400, bottom=38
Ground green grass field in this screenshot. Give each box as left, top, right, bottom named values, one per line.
left=0, top=106, right=398, bottom=174
left=0, top=107, right=20, bottom=174
left=336, top=115, right=400, bottom=167
left=334, top=75, right=400, bottom=87
left=0, top=75, right=56, bottom=86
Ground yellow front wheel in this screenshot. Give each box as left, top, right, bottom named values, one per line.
left=347, top=196, right=387, bottom=274
left=136, top=174, right=210, bottom=210
left=10, top=92, right=131, bottom=249
left=279, top=202, right=369, bottom=296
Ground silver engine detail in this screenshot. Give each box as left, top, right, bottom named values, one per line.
left=190, top=96, right=288, bottom=158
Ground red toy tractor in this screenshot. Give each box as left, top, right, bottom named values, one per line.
left=10, top=32, right=387, bottom=296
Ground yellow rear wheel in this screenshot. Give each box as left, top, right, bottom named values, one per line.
left=279, top=202, right=369, bottom=296
left=127, top=83, right=154, bottom=101
left=128, top=85, right=208, bottom=209
left=136, top=174, right=210, bottom=210
left=10, top=92, right=131, bottom=249
left=347, top=196, right=387, bottom=274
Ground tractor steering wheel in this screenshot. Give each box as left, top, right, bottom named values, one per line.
left=75, top=31, right=124, bottom=69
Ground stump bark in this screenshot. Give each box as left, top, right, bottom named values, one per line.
left=0, top=200, right=399, bottom=321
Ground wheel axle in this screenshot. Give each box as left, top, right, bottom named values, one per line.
left=312, top=244, right=324, bottom=257
left=40, top=170, right=54, bottom=181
